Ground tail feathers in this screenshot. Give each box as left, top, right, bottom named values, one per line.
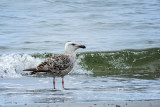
left=23, top=68, right=37, bottom=71
left=23, top=68, right=47, bottom=75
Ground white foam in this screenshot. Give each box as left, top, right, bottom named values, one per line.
left=71, top=55, right=93, bottom=75
left=0, top=54, right=42, bottom=78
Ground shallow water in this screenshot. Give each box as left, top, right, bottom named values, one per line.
left=0, top=0, right=160, bottom=106
left=1, top=76, right=160, bottom=105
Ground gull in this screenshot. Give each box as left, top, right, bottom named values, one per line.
left=23, top=42, right=86, bottom=89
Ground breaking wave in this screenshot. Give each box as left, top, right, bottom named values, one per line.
left=0, top=48, right=160, bottom=78
left=0, top=54, right=42, bottom=78
left=77, top=48, right=160, bottom=78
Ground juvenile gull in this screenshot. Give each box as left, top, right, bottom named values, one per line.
left=23, top=42, right=86, bottom=89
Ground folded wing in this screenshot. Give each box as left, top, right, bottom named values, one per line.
left=23, top=54, right=71, bottom=74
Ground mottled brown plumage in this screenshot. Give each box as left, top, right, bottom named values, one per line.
left=24, top=54, right=72, bottom=76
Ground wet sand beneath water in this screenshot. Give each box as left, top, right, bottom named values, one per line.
left=2, top=101, right=160, bottom=107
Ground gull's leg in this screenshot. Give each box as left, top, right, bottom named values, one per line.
left=62, top=77, right=64, bottom=89
left=53, top=77, right=55, bottom=89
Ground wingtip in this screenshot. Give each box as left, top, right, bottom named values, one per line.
left=23, top=68, right=37, bottom=71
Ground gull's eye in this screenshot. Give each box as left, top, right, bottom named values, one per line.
left=71, top=43, right=76, bottom=46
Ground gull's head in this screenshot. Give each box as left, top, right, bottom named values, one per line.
left=65, top=42, right=86, bottom=54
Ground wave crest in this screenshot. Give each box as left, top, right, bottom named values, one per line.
left=77, top=48, right=160, bottom=78
left=0, top=48, right=160, bottom=78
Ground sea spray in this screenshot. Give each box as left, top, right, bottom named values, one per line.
left=0, top=54, right=42, bottom=78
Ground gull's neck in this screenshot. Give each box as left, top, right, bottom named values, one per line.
left=64, top=47, right=76, bottom=62
left=65, top=51, right=76, bottom=62
left=64, top=51, right=75, bottom=56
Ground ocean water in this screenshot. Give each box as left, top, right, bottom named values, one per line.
left=0, top=0, right=160, bottom=106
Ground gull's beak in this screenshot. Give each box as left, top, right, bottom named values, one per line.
left=77, top=45, right=86, bottom=49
